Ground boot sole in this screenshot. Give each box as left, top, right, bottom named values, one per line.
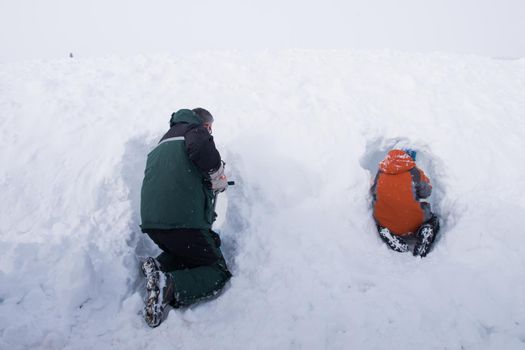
left=141, top=257, right=167, bottom=327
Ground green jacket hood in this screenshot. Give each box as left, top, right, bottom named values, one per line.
left=170, top=109, right=203, bottom=127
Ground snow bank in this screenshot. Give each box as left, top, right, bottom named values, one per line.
left=1, top=51, right=524, bottom=349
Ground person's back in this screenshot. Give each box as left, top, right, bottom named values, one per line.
left=372, top=149, right=432, bottom=235
left=140, top=109, right=219, bottom=231
left=371, top=149, right=439, bottom=257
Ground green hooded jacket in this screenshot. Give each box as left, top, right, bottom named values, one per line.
left=140, top=109, right=217, bottom=231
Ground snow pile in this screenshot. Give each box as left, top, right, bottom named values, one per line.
left=1, top=51, right=525, bottom=349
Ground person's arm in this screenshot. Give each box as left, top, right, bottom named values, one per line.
left=370, top=172, right=380, bottom=201
left=410, top=167, right=432, bottom=199
left=185, top=125, right=227, bottom=192
left=185, top=125, right=221, bottom=173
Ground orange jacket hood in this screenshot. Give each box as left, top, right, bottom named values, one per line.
left=379, top=150, right=416, bottom=175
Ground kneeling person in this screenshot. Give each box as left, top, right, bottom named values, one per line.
left=371, top=149, right=439, bottom=257
left=140, top=108, right=231, bottom=327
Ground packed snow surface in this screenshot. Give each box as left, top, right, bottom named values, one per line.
left=1, top=51, right=524, bottom=350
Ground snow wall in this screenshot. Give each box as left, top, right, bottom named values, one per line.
left=1, top=51, right=524, bottom=350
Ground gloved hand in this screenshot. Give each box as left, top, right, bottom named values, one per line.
left=209, top=161, right=228, bottom=193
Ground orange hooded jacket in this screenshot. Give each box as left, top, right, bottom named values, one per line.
left=372, top=150, right=432, bottom=236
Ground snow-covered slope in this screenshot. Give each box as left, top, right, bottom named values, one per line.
left=1, top=51, right=524, bottom=350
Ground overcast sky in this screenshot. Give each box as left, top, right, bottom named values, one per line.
left=1, top=0, right=524, bottom=62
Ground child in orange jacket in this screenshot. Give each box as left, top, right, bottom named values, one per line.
left=371, top=149, right=439, bottom=257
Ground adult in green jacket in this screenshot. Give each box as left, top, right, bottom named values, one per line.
left=140, top=108, right=231, bottom=327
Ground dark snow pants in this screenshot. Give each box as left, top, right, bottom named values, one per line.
left=146, top=229, right=231, bottom=307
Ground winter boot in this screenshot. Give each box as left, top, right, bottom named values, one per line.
left=413, top=224, right=436, bottom=257
left=141, top=256, right=161, bottom=277
left=378, top=226, right=409, bottom=253
left=141, top=257, right=175, bottom=327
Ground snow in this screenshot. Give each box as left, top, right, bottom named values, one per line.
left=1, top=51, right=525, bottom=349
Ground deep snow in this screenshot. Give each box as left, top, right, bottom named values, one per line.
left=1, top=51, right=525, bottom=350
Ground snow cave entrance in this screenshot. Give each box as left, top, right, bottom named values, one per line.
left=359, top=136, right=450, bottom=241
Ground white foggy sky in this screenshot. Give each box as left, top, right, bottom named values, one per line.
left=1, top=0, right=524, bottom=62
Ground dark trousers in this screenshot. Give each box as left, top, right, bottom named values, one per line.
left=146, top=228, right=231, bottom=307
left=376, top=214, right=440, bottom=238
